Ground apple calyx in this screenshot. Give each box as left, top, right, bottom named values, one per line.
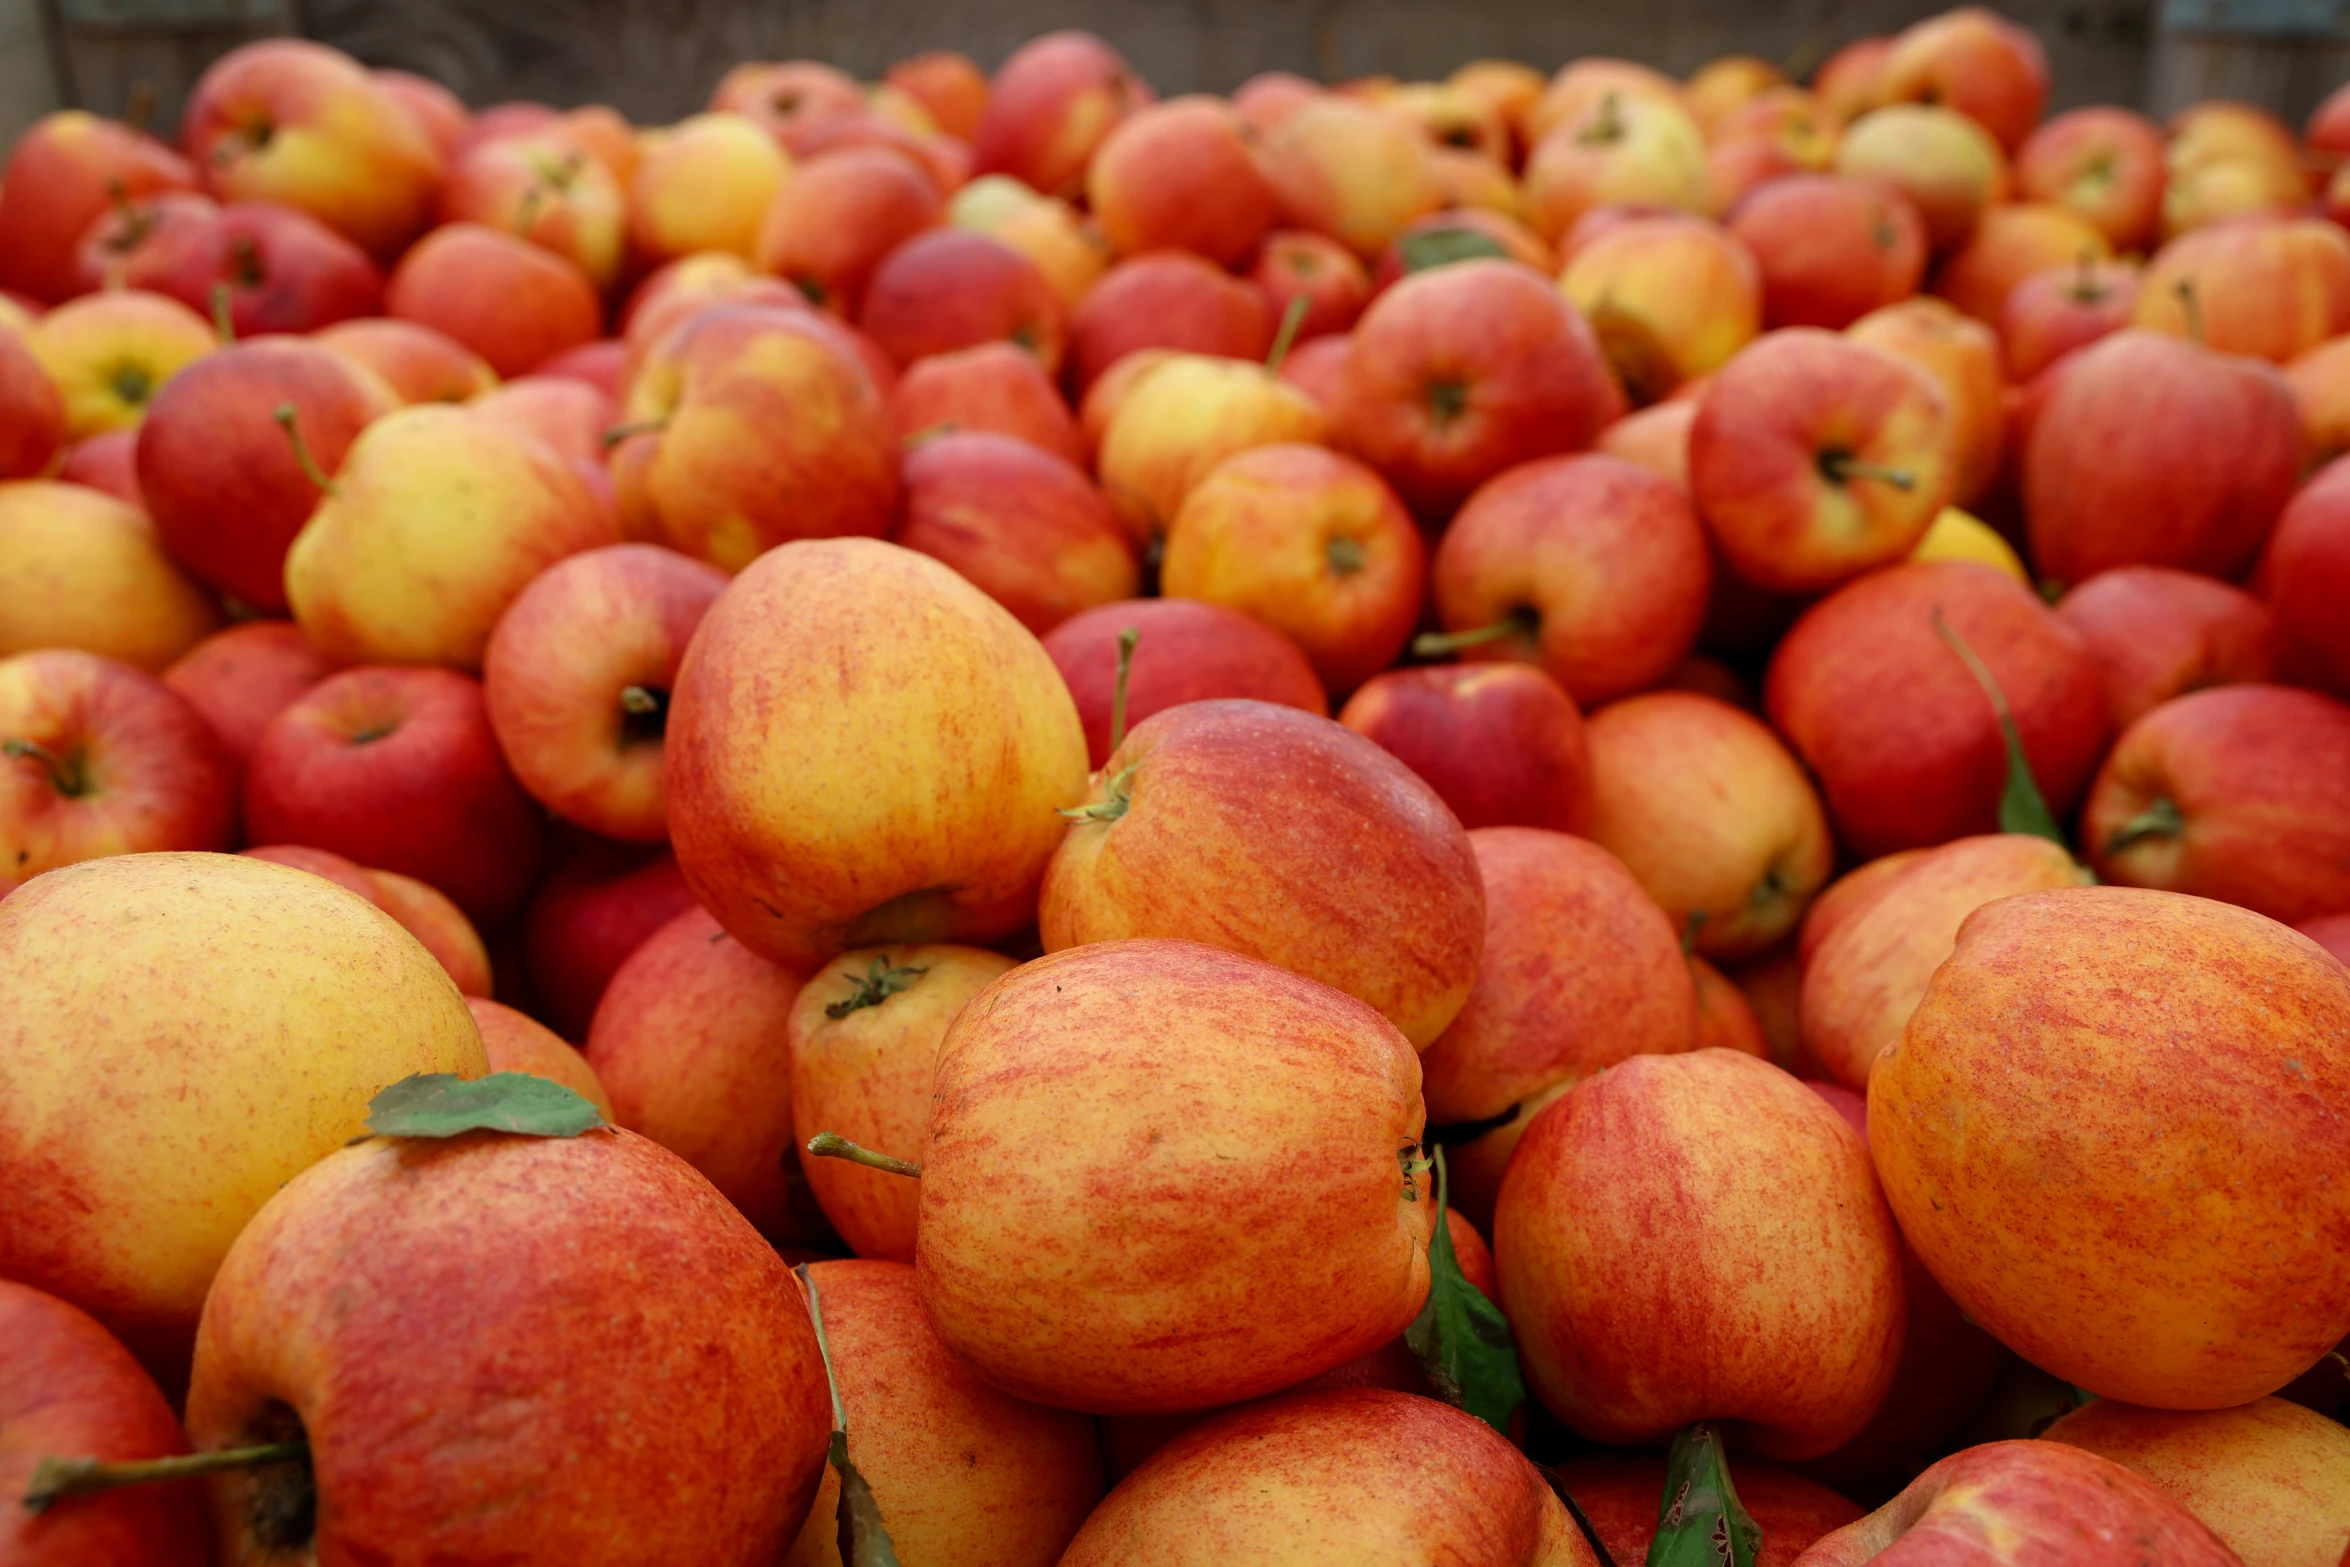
left=1928, top=609, right=2071, bottom=850
left=795, top=1263, right=907, bottom=1567
left=823, top=955, right=930, bottom=1019
left=1326, top=536, right=1368, bottom=576
left=273, top=403, right=341, bottom=497
left=804, top=1131, right=923, bottom=1179
left=231, top=234, right=265, bottom=288
left=1264, top=295, right=1310, bottom=379
left=2, top=737, right=88, bottom=798
left=1816, top=449, right=1916, bottom=492
left=1058, top=761, right=1139, bottom=824
left=21, top=1439, right=309, bottom=1518
left=1424, top=377, right=1471, bottom=427
left=110, top=363, right=154, bottom=411
left=100, top=179, right=153, bottom=254
left=600, top=417, right=670, bottom=450
left=1412, top=607, right=1538, bottom=660
left=2104, top=795, right=2185, bottom=855
left=2068, top=246, right=2107, bottom=305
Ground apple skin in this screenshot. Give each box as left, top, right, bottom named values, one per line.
left=666, top=538, right=1088, bottom=964
left=751, top=145, right=941, bottom=318
left=1, top=649, right=235, bottom=893
left=1999, top=256, right=2141, bottom=381
left=970, top=31, right=1152, bottom=201
left=1042, top=598, right=1327, bottom=769
left=0, top=327, right=63, bottom=481
left=1250, top=229, right=1371, bottom=343
left=1795, top=1440, right=2240, bottom=1566
left=859, top=228, right=1066, bottom=375
left=56, top=428, right=141, bottom=506
left=1871, top=6, right=2051, bottom=151
left=1833, top=105, right=2008, bottom=252
left=2265, top=455, right=2350, bottom=698
left=894, top=430, right=1138, bottom=636
left=537, top=336, right=626, bottom=397
left=889, top=339, right=1086, bottom=466
left=0, top=479, right=220, bottom=673
left=948, top=175, right=1110, bottom=314
left=1584, top=690, right=1835, bottom=961
left=385, top=222, right=604, bottom=380
left=313, top=316, right=497, bottom=404
left=1554, top=1452, right=1861, bottom=1567
left=1847, top=296, right=2004, bottom=509
left=1764, top=560, right=2111, bottom=859
left=246, top=665, right=546, bottom=927
left=2285, top=335, right=2350, bottom=466
left=1337, top=664, right=1592, bottom=837
left=1520, top=93, right=1710, bottom=247
left=1257, top=96, right=1444, bottom=259
left=0, top=851, right=485, bottom=1379
left=1062, top=1389, right=1593, bottom=1566
left=917, top=939, right=1433, bottom=1415
left=625, top=112, right=793, bottom=266
left=0, top=1280, right=208, bottom=1567
left=2135, top=217, right=2350, bottom=366
left=1934, top=201, right=2113, bottom=325
left=0, top=111, right=196, bottom=305
left=1556, top=212, right=1763, bottom=406
left=2081, top=684, right=2350, bottom=926
left=1802, top=833, right=2091, bottom=1090
left=483, top=542, right=728, bottom=842
left=162, top=620, right=331, bottom=784
left=1726, top=175, right=1929, bottom=331
left=888, top=50, right=990, bottom=140
left=81, top=197, right=388, bottom=338
left=441, top=132, right=627, bottom=293
left=1096, top=354, right=1329, bottom=544
left=514, top=839, right=692, bottom=1038
left=1041, top=700, right=1485, bottom=1050
left=2014, top=106, right=2167, bottom=251
left=1065, top=251, right=1274, bottom=394
left=135, top=336, right=398, bottom=613
left=1419, top=827, right=1701, bottom=1226
left=185, top=1126, right=831, bottom=1566
left=1594, top=398, right=1695, bottom=489
left=1495, top=1048, right=1906, bottom=1459
left=2055, top=565, right=2279, bottom=729
left=367, top=868, right=494, bottom=997
left=1336, top=258, right=1623, bottom=520
left=25, top=290, right=218, bottom=439
left=1088, top=95, right=1278, bottom=265
left=1870, top=885, right=2350, bottom=1409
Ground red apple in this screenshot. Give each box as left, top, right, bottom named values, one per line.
left=1088, top=96, right=1277, bottom=265
left=894, top=430, right=1137, bottom=636
left=889, top=339, right=1085, bottom=465
left=1065, top=251, right=1274, bottom=393
left=1999, top=255, right=2141, bottom=380
left=2298, top=913, right=2350, bottom=966
left=439, top=133, right=625, bottom=294
left=0, top=328, right=65, bottom=481
left=1727, top=175, right=1928, bottom=330
left=75, top=195, right=388, bottom=338
left=1041, top=598, right=1328, bottom=768
left=1870, top=6, right=2051, bottom=152
left=1278, top=331, right=1351, bottom=411
left=858, top=228, right=1065, bottom=374
left=2014, top=106, right=2167, bottom=250
left=313, top=317, right=496, bottom=404
left=55, top=429, right=140, bottom=505
left=385, top=222, right=603, bottom=380
left=887, top=50, right=991, bottom=140
left=1338, top=664, right=1592, bottom=835
left=971, top=31, right=1153, bottom=200
left=1250, top=229, right=1371, bottom=342
left=374, top=68, right=468, bottom=156
left=0, top=111, right=195, bottom=305
left=1934, top=201, right=2113, bottom=324
left=2057, top=564, right=2280, bottom=728
left=160, top=620, right=330, bottom=780
left=537, top=337, right=625, bottom=398
left=752, top=145, right=943, bottom=318
left=519, top=840, right=696, bottom=1040
left=2267, top=457, right=2350, bottom=697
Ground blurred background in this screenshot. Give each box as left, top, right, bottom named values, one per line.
left=6, top=0, right=2349, bottom=153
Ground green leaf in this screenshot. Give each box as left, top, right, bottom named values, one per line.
left=1647, top=1422, right=1761, bottom=1567
left=364, top=1073, right=607, bottom=1139
left=1929, top=609, right=2067, bottom=849
left=798, top=1265, right=904, bottom=1567
left=1403, top=1146, right=1527, bottom=1436
left=1396, top=226, right=1512, bottom=274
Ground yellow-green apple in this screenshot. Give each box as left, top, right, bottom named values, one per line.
left=1765, top=560, right=2110, bottom=857
left=1933, top=200, right=2112, bottom=324
left=2135, top=217, right=2350, bottom=365
left=370, top=869, right=493, bottom=995
left=441, top=133, right=626, bottom=291
left=0, top=480, right=219, bottom=671
left=185, top=1125, right=829, bottom=1564
left=0, top=1280, right=208, bottom=1565
left=1161, top=443, right=1422, bottom=692
left=1339, top=664, right=1591, bottom=836
left=1594, top=398, right=1695, bottom=489
left=1418, top=827, right=1700, bottom=1224
left=1496, top=1048, right=1905, bottom=1457
left=0, top=328, right=63, bottom=481
left=76, top=194, right=388, bottom=337
left=1714, top=86, right=1842, bottom=170
left=1521, top=92, right=1709, bottom=245
left=375, top=67, right=467, bottom=155
left=1847, top=295, right=2004, bottom=508
left=1800, top=1440, right=2240, bottom=1564
left=1336, top=259, right=1622, bottom=519
left=2023, top=330, right=2300, bottom=586
left=463, top=995, right=614, bottom=1114
left=0, top=111, right=195, bottom=304
left=1834, top=104, right=2008, bottom=252
left=2286, top=336, right=2350, bottom=465
left=1065, top=251, right=1273, bottom=392
left=1583, top=690, right=1834, bottom=960
left=1256, top=95, right=1443, bottom=258
left=625, top=112, right=793, bottom=265
left=2056, top=564, right=2279, bottom=728
left=384, top=222, right=602, bottom=380
left=180, top=40, right=444, bottom=258
left=1040, top=703, right=1482, bottom=1048
left=970, top=31, right=1151, bottom=200
left=1803, top=834, right=2089, bottom=1089
left=516, top=840, right=694, bottom=1037
left=2164, top=103, right=2305, bottom=239
left=1813, top=37, right=1894, bottom=124
left=1, top=649, right=232, bottom=891
left=752, top=146, right=941, bottom=316
left=1690, top=328, right=1955, bottom=592
left=1557, top=213, right=1761, bottom=406
left=1087, top=96, right=1277, bottom=265
left=1042, top=598, right=1327, bottom=768
left=1999, top=255, right=2140, bottom=379
left=916, top=940, right=1432, bottom=1411
left=1873, top=885, right=2350, bottom=1405
left=2267, top=458, right=2350, bottom=695
left=134, top=338, right=394, bottom=613
left=894, top=430, right=1135, bottom=634
left=1556, top=1452, right=1861, bottom=1566
left=889, top=339, right=1085, bottom=464
left=1250, top=229, right=1371, bottom=342
left=1869, top=7, right=2050, bottom=152
left=947, top=175, right=1109, bottom=313
left=1062, top=1389, right=1593, bottom=1564
left=1527, top=57, right=1685, bottom=144
left=1425, top=451, right=1710, bottom=701
left=1727, top=175, right=1928, bottom=330
left=313, top=316, right=497, bottom=403
left=285, top=403, right=617, bottom=668
left=858, top=228, right=1065, bottom=373
left=1096, top=354, right=1329, bottom=544
left=245, top=665, right=545, bottom=925
left=667, top=537, right=1086, bottom=961
left=2083, top=685, right=2350, bottom=924
left=2014, top=105, right=2166, bottom=250
left=2046, top=1397, right=2350, bottom=1567
left=783, top=1260, right=1104, bottom=1566
left=888, top=50, right=990, bottom=140
left=0, top=851, right=484, bottom=1376
left=579, top=903, right=827, bottom=1242
left=25, top=290, right=216, bottom=439
left=162, top=621, right=329, bottom=786
left=787, top=944, right=1015, bottom=1261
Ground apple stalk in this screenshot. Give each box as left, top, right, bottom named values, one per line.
left=21, top=1441, right=309, bottom=1517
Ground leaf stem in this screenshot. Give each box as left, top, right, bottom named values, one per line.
left=23, top=1442, right=307, bottom=1516
left=804, top=1132, right=923, bottom=1179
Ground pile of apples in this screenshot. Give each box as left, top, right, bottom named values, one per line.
left=6, top=6, right=2350, bottom=1563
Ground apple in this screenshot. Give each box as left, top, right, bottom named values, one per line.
left=374, top=67, right=468, bottom=154
left=1688, top=53, right=1788, bottom=130
left=1834, top=105, right=2008, bottom=255
left=0, top=111, right=195, bottom=305
left=2285, top=335, right=2350, bottom=466
left=2056, top=564, right=2279, bottom=728
left=2014, top=106, right=2167, bottom=250
left=947, top=174, right=1109, bottom=313
left=1934, top=201, right=2113, bottom=324
left=1593, top=398, right=1695, bottom=489
left=1712, top=86, right=1842, bottom=172
left=75, top=195, right=388, bottom=337
left=469, top=375, right=615, bottom=479
left=1871, top=884, right=2350, bottom=1406
left=1041, top=702, right=1485, bottom=1049
left=1527, top=56, right=1686, bottom=145
left=1555, top=1452, right=1861, bottom=1564
left=1556, top=212, right=1762, bottom=406
left=246, top=665, right=545, bottom=926
left=1870, top=6, right=2051, bottom=152
left=241, top=839, right=398, bottom=901
left=1727, top=175, right=1928, bottom=330
left=2266, top=457, right=2350, bottom=696
left=55, top=428, right=140, bottom=506
left=895, top=429, right=1135, bottom=633
left=1252, top=229, right=1372, bottom=343
left=1520, top=93, right=1710, bottom=245
left=0, top=851, right=484, bottom=1377
left=625, top=112, right=793, bottom=265
left=537, top=337, right=626, bottom=397
left=0, top=480, right=219, bottom=673
left=1088, top=96, right=1277, bottom=265
left=440, top=134, right=625, bottom=293
left=161, top=621, right=329, bottom=782
left=2164, top=102, right=2306, bottom=239
left=971, top=31, right=1152, bottom=200
left=1041, top=598, right=1327, bottom=768
left=1096, top=354, right=1329, bottom=544
left=1278, top=332, right=1352, bottom=412
left=1847, top=295, right=2004, bottom=509
left=1814, top=37, right=1894, bottom=123
left=1765, top=560, right=2111, bottom=858
left=2135, top=216, right=2350, bottom=366
left=1999, top=255, right=2140, bottom=380
left=516, top=839, right=695, bottom=1038
left=181, top=40, right=445, bottom=258
left=185, top=1125, right=829, bottom=1563
left=709, top=59, right=864, bottom=140
left=1373, top=209, right=1559, bottom=291
left=1065, top=251, right=1274, bottom=393
left=25, top=290, right=216, bottom=439
left=367, top=869, right=493, bottom=996
left=1257, top=96, right=1444, bottom=258
left=385, top=222, right=603, bottom=380
left=1234, top=71, right=1322, bottom=133
left=1450, top=57, right=1546, bottom=144
left=312, top=317, right=497, bottom=404
left=0, top=327, right=63, bottom=481
left=889, top=339, right=1085, bottom=465
left=1338, top=663, right=1590, bottom=834
left=857, top=228, right=1065, bottom=374
left=749, top=148, right=940, bottom=321
left=887, top=50, right=991, bottom=140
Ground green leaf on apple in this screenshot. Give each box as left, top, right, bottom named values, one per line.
left=1403, top=1145, right=1527, bottom=1437
left=1929, top=609, right=2068, bottom=850
left=364, top=1072, right=608, bottom=1140
left=797, top=1264, right=904, bottom=1567
left=1396, top=226, right=1512, bottom=275
left=1645, top=1421, right=1761, bottom=1567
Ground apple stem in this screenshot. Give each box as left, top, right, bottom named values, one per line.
left=600, top=418, right=669, bottom=451
left=1412, top=608, right=1537, bottom=659
left=272, top=404, right=340, bottom=498
left=22, top=1441, right=308, bottom=1517
left=2104, top=795, right=2184, bottom=854
left=1108, top=626, right=1140, bottom=756
left=1059, top=759, right=1140, bottom=825
left=1264, top=295, right=1310, bottom=380
left=211, top=282, right=236, bottom=344
left=2, top=737, right=85, bottom=798
left=1819, top=452, right=1916, bottom=491
left=900, top=419, right=958, bottom=447
left=804, top=1132, right=923, bottom=1179
left=2174, top=278, right=2205, bottom=346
